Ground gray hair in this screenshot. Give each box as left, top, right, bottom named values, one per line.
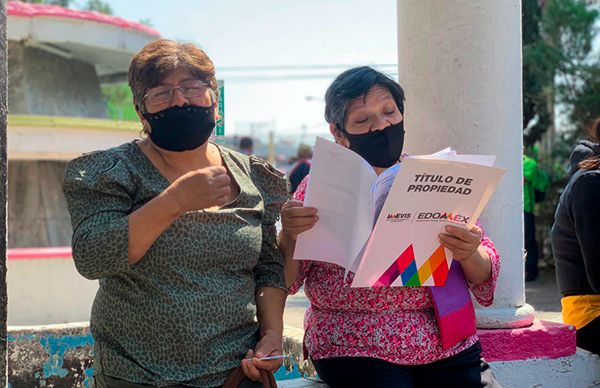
left=324, top=66, right=405, bottom=130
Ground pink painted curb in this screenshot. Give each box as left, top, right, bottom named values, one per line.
left=7, top=247, right=72, bottom=260
left=478, top=319, right=576, bottom=362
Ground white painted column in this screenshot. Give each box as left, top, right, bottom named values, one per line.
left=397, top=0, right=534, bottom=328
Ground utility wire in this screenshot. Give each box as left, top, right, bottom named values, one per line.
left=215, top=63, right=398, bottom=81
left=218, top=63, right=398, bottom=72
left=219, top=72, right=399, bottom=82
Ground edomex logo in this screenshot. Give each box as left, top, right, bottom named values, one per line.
left=416, top=212, right=470, bottom=224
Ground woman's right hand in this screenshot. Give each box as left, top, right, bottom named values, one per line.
left=280, top=200, right=318, bottom=240
left=167, top=166, right=231, bottom=214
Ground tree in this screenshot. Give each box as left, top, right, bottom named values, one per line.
left=139, top=18, right=154, bottom=27
left=565, top=65, right=600, bottom=134
left=46, top=0, right=71, bottom=6
left=82, top=0, right=113, bottom=15
left=101, top=83, right=138, bottom=121
left=544, top=0, right=599, bottom=135
left=522, top=0, right=599, bottom=145
left=522, top=0, right=599, bottom=264
left=522, top=0, right=554, bottom=147
left=20, top=0, right=73, bottom=5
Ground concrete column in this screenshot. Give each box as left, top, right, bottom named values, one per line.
left=1, top=0, right=9, bottom=384
left=397, top=0, right=534, bottom=328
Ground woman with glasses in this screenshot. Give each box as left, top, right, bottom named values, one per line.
left=279, top=67, right=501, bottom=387
left=63, top=39, right=287, bottom=388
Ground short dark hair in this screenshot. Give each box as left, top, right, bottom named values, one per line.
left=324, top=66, right=405, bottom=129
left=239, top=136, right=253, bottom=150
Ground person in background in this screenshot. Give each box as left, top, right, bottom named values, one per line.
left=288, top=144, right=312, bottom=194
left=523, top=153, right=540, bottom=281
left=568, top=135, right=600, bottom=178
left=551, top=117, right=600, bottom=356
left=240, top=136, right=255, bottom=155
left=279, top=66, right=500, bottom=388
left=63, top=39, right=287, bottom=387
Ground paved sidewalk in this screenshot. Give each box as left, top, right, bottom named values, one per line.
left=525, top=266, right=562, bottom=323
left=284, top=289, right=308, bottom=330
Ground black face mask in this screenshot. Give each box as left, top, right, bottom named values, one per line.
left=143, top=105, right=216, bottom=152
left=340, top=121, right=405, bottom=168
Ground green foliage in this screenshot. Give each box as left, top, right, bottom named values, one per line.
left=20, top=0, right=72, bottom=5
left=522, top=0, right=599, bottom=144
left=522, top=0, right=600, bottom=264
left=546, top=0, right=599, bottom=133
left=101, top=83, right=138, bottom=121
left=563, top=65, right=600, bottom=134
left=45, top=0, right=71, bottom=5
left=82, top=0, right=113, bottom=15
left=139, top=18, right=154, bottom=27
left=522, top=0, right=554, bottom=147
left=20, top=0, right=112, bottom=14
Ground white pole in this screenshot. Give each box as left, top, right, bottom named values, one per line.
left=397, top=0, right=534, bottom=328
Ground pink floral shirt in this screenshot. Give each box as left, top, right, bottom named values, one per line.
left=288, top=176, right=501, bottom=365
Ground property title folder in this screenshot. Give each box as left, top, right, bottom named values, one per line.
left=293, top=137, right=505, bottom=287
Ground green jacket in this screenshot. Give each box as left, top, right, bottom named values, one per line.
left=523, top=155, right=538, bottom=213
left=524, top=155, right=549, bottom=213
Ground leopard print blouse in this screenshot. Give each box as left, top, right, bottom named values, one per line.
left=63, top=141, right=288, bottom=387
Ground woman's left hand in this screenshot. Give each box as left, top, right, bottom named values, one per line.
left=241, top=330, right=283, bottom=381
left=439, top=224, right=492, bottom=284
left=438, top=224, right=482, bottom=261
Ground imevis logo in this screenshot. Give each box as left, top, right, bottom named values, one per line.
left=386, top=212, right=411, bottom=222
left=416, top=212, right=470, bottom=224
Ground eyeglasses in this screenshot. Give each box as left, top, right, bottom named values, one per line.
left=143, top=80, right=210, bottom=105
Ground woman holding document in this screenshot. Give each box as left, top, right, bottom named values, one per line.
left=279, top=67, right=501, bottom=387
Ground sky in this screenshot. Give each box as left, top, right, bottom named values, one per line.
left=103, top=0, right=398, bottom=144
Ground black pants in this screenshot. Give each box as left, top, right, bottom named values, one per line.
left=524, top=211, right=539, bottom=280
left=312, top=342, right=500, bottom=388
left=94, top=373, right=262, bottom=388
left=577, top=315, right=600, bottom=355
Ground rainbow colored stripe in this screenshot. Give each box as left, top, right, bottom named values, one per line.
left=372, top=244, right=449, bottom=287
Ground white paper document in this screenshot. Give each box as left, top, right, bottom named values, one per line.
left=293, top=137, right=505, bottom=288
left=351, top=156, right=504, bottom=287
left=293, top=137, right=391, bottom=268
